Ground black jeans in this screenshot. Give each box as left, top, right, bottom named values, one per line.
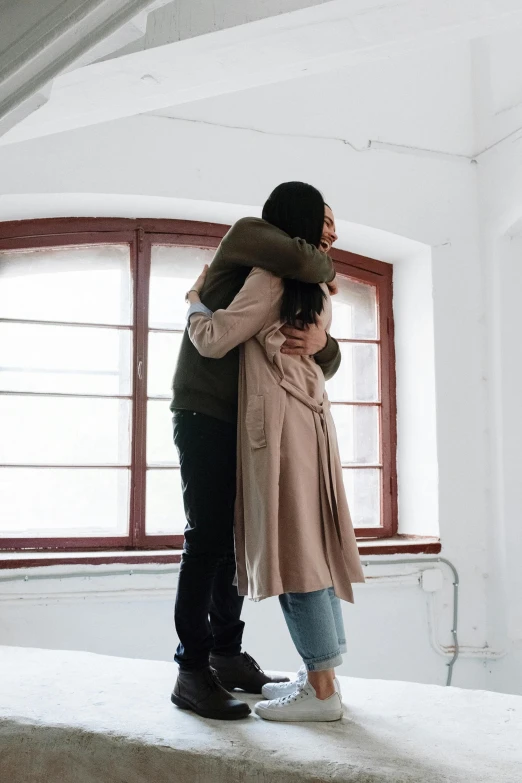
left=173, top=410, right=245, bottom=670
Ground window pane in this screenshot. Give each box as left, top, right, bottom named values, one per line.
left=330, top=276, right=377, bottom=339
left=0, top=323, right=132, bottom=395
left=331, top=405, right=379, bottom=465
left=326, top=343, right=379, bottom=402
left=147, top=332, right=182, bottom=398
left=342, top=468, right=381, bottom=528
left=147, top=400, right=178, bottom=466
left=149, top=245, right=215, bottom=329
left=146, top=469, right=185, bottom=535
left=0, top=396, right=131, bottom=465
left=0, top=468, right=129, bottom=537
left=0, top=245, right=132, bottom=325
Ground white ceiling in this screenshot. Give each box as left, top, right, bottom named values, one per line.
left=3, top=0, right=522, bottom=147
left=150, top=41, right=474, bottom=157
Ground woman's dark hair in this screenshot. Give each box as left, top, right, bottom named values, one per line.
left=262, top=181, right=327, bottom=326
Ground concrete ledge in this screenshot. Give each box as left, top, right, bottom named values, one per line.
left=0, top=646, right=521, bottom=783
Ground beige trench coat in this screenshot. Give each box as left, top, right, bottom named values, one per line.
left=189, top=268, right=365, bottom=603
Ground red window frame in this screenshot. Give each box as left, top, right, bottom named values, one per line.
left=330, top=247, right=397, bottom=539
left=0, top=217, right=404, bottom=560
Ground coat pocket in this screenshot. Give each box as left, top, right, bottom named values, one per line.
left=245, top=395, right=267, bottom=449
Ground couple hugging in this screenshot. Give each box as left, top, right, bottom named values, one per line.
left=170, top=181, right=364, bottom=723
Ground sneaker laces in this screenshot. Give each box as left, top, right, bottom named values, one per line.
left=273, top=681, right=309, bottom=706
left=295, top=665, right=307, bottom=683
left=266, top=665, right=306, bottom=694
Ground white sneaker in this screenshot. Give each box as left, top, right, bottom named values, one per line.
left=262, top=669, right=342, bottom=701
left=261, top=665, right=307, bottom=700
left=255, top=680, right=343, bottom=722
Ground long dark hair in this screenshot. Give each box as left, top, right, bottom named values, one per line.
left=262, top=181, right=326, bottom=326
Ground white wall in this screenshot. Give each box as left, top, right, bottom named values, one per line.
left=393, top=250, right=438, bottom=537
left=0, top=561, right=482, bottom=689
left=470, top=31, right=522, bottom=692
left=0, top=37, right=520, bottom=694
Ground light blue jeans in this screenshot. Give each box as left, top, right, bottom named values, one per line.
left=279, top=587, right=347, bottom=671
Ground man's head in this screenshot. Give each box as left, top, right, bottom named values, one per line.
left=262, top=181, right=335, bottom=251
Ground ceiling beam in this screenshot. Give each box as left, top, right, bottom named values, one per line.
left=4, top=0, right=522, bottom=144
left=143, top=0, right=333, bottom=47
left=0, top=0, right=159, bottom=135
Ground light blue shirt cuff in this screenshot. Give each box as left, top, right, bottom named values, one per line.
left=187, top=302, right=213, bottom=321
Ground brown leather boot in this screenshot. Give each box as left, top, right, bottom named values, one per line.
left=210, top=652, right=290, bottom=694
left=171, top=667, right=251, bottom=720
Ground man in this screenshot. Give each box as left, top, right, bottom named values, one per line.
left=170, top=184, right=340, bottom=720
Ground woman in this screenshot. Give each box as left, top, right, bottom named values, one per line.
left=186, top=182, right=365, bottom=722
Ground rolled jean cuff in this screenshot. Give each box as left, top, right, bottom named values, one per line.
left=339, top=642, right=347, bottom=654
left=304, top=651, right=343, bottom=672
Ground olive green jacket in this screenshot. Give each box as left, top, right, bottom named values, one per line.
left=171, top=217, right=341, bottom=423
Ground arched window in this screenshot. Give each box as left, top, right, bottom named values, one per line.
left=0, top=218, right=398, bottom=565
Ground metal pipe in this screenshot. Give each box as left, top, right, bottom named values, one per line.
left=0, top=556, right=460, bottom=684
left=0, top=566, right=179, bottom=583
left=362, top=556, right=459, bottom=685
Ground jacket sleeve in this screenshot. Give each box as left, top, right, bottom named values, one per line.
left=314, top=334, right=341, bottom=381
left=220, top=217, right=336, bottom=284
left=188, top=268, right=273, bottom=359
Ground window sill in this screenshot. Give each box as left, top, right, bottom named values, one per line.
left=0, top=549, right=184, bottom=570
left=0, top=537, right=440, bottom=569
left=357, top=536, right=441, bottom=556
